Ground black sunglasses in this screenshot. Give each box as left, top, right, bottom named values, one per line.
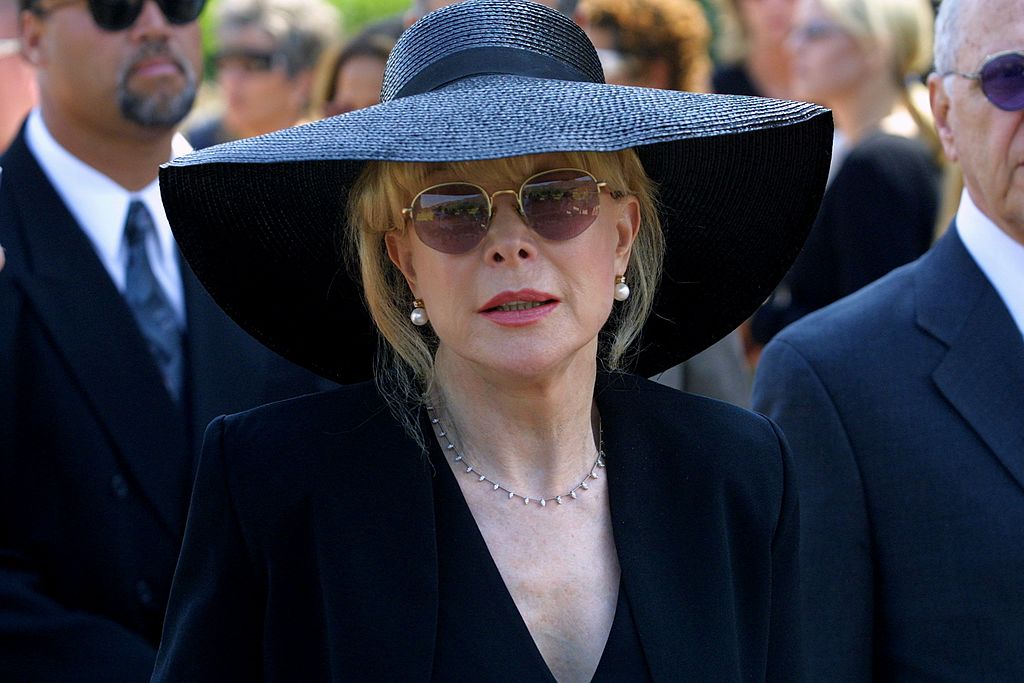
left=33, top=0, right=206, bottom=31
left=942, top=50, right=1024, bottom=112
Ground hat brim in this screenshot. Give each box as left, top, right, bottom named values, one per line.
left=162, top=75, right=831, bottom=384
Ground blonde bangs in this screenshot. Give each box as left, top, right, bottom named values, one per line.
left=345, top=149, right=665, bottom=440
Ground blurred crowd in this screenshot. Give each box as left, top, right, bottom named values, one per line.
left=2, top=0, right=952, bottom=343
left=1, top=0, right=953, bottom=406
left=2, top=0, right=1022, bottom=679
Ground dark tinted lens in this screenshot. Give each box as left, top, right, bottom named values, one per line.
left=981, top=52, right=1024, bottom=111
left=88, top=0, right=143, bottom=30
left=214, top=50, right=277, bottom=73
left=520, top=170, right=601, bottom=241
left=157, top=0, right=205, bottom=24
left=411, top=184, right=490, bottom=254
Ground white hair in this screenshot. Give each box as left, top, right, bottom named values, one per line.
left=216, top=0, right=342, bottom=76
left=933, top=0, right=966, bottom=74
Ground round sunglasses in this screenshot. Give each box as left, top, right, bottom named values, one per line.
left=942, top=50, right=1024, bottom=112
left=401, top=168, right=625, bottom=255
left=31, top=0, right=206, bottom=31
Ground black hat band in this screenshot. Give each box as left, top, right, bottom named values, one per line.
left=389, top=46, right=602, bottom=101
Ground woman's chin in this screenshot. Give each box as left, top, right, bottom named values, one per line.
left=439, top=340, right=598, bottom=386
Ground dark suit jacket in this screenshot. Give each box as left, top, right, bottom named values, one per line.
left=151, top=373, right=801, bottom=682
left=753, top=228, right=1024, bottom=681
left=0, top=128, right=332, bottom=682
left=751, top=132, right=940, bottom=344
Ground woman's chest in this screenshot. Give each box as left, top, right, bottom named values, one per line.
left=472, top=508, right=622, bottom=681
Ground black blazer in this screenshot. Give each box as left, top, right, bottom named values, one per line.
left=751, top=132, right=940, bottom=344
left=151, top=373, right=800, bottom=682
left=0, top=128, right=332, bottom=682
left=754, top=229, right=1024, bottom=680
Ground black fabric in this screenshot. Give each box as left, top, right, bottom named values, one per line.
left=712, top=62, right=760, bottom=97
left=0, top=126, right=334, bottom=682
left=381, top=0, right=604, bottom=102
left=751, top=131, right=940, bottom=344
left=429, top=436, right=652, bottom=681
left=183, top=117, right=232, bottom=151
left=394, top=46, right=598, bottom=99
left=754, top=229, right=1024, bottom=680
left=159, top=0, right=832, bottom=386
left=151, top=373, right=801, bottom=681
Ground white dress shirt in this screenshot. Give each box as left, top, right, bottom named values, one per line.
left=25, top=108, right=190, bottom=324
left=956, top=188, right=1024, bottom=340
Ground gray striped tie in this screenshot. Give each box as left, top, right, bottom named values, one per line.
left=123, top=200, right=183, bottom=401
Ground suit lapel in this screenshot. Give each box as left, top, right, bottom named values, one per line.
left=3, top=133, right=190, bottom=538
left=312, top=400, right=438, bottom=680
left=919, top=230, right=1024, bottom=491
left=598, top=376, right=738, bottom=680
left=181, top=258, right=267, bottom=455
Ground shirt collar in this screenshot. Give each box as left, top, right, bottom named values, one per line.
left=24, top=107, right=187, bottom=265
left=955, top=188, right=1024, bottom=340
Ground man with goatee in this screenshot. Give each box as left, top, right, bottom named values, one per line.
left=0, top=0, right=330, bottom=678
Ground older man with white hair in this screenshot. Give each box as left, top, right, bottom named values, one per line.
left=753, top=0, right=1024, bottom=678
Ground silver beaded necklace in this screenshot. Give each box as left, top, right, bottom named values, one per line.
left=426, top=404, right=605, bottom=507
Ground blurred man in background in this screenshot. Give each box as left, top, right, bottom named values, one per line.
left=0, top=0, right=36, bottom=151
left=0, top=0, right=329, bottom=677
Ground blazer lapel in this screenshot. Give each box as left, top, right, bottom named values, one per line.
left=180, top=258, right=267, bottom=455
left=312, top=401, right=438, bottom=680
left=598, top=375, right=740, bottom=681
left=919, top=230, right=1024, bottom=491
left=4, top=133, right=190, bottom=538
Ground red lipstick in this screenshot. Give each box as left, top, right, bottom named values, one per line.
left=479, top=289, right=559, bottom=327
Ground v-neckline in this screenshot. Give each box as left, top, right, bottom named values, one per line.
left=428, top=427, right=650, bottom=681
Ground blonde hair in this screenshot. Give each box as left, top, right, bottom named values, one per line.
left=817, top=0, right=939, bottom=156
left=346, top=150, right=664, bottom=443
left=714, top=0, right=750, bottom=64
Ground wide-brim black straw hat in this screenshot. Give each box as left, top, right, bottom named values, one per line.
left=160, top=0, right=832, bottom=384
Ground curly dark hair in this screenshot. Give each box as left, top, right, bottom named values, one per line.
left=580, top=0, right=712, bottom=92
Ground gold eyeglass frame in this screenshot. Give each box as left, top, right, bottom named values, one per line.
left=400, top=167, right=626, bottom=230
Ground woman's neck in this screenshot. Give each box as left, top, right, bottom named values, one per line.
left=430, top=347, right=601, bottom=497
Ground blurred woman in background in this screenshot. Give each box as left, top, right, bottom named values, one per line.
left=187, top=0, right=341, bottom=149
left=713, top=0, right=795, bottom=98
left=309, top=21, right=401, bottom=119
left=750, top=0, right=941, bottom=347
left=578, top=0, right=712, bottom=92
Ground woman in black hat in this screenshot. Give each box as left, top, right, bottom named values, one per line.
left=152, top=1, right=832, bottom=680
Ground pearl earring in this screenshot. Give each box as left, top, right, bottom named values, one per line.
left=613, top=275, right=630, bottom=301
left=410, top=299, right=428, bottom=326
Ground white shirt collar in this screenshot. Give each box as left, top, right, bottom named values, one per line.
left=24, top=108, right=190, bottom=322
left=955, top=188, right=1024, bottom=340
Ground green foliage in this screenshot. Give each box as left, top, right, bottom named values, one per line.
left=340, top=0, right=412, bottom=32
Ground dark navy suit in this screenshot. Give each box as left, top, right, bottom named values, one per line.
left=0, top=128, right=332, bottom=682
left=753, top=228, right=1024, bottom=680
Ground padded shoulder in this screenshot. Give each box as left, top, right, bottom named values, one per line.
left=211, top=381, right=405, bottom=517
left=600, top=371, right=786, bottom=483
left=772, top=257, right=919, bottom=363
